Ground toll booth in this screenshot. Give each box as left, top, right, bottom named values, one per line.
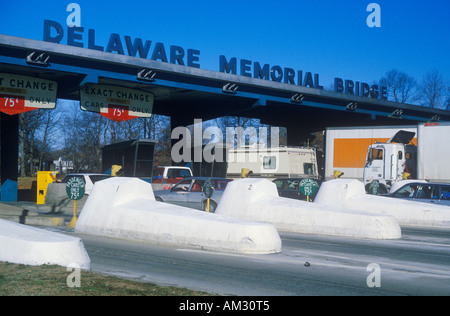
left=36, top=171, right=57, bottom=204
left=101, top=139, right=157, bottom=181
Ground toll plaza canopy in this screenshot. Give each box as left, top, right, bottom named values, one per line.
left=1, top=34, right=449, bottom=130
left=1, top=34, right=450, bottom=201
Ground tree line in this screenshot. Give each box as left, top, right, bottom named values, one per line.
left=379, top=69, right=449, bottom=109
left=18, top=69, right=450, bottom=177
left=18, top=101, right=173, bottom=177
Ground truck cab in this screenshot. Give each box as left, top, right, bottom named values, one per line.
left=363, top=130, right=416, bottom=193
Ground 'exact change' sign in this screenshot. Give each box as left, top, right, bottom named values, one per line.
left=0, top=73, right=57, bottom=115
left=80, top=84, right=154, bottom=122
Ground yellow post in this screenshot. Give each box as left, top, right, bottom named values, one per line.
left=206, top=198, right=210, bottom=213
left=68, top=200, right=77, bottom=229
left=307, top=195, right=310, bottom=202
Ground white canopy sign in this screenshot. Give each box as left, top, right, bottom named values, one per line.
left=0, top=73, right=57, bottom=115
left=80, top=84, right=154, bottom=122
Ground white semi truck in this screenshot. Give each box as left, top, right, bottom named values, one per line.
left=324, top=125, right=418, bottom=181
left=363, top=122, right=450, bottom=193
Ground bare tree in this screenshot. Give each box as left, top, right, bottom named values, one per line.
left=420, top=70, right=446, bottom=109
left=37, top=108, right=60, bottom=171
left=446, top=85, right=450, bottom=111
left=379, top=69, right=417, bottom=103
left=19, top=109, right=53, bottom=176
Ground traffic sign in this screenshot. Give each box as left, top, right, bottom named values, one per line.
left=0, top=73, right=57, bottom=115
left=80, top=84, right=154, bottom=122
left=66, top=177, right=86, bottom=229
left=66, top=177, right=85, bottom=200
left=299, top=178, right=318, bottom=197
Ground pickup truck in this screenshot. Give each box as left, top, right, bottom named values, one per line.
left=152, top=166, right=193, bottom=190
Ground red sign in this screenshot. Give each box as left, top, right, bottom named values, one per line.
left=0, top=94, right=37, bottom=115
left=101, top=104, right=138, bottom=122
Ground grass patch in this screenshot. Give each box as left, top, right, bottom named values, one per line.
left=0, top=262, right=213, bottom=296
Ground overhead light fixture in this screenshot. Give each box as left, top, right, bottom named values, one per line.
left=290, top=93, right=304, bottom=104
left=430, top=115, right=441, bottom=122
left=388, top=109, right=404, bottom=119
left=222, top=83, right=238, bottom=94
left=137, top=69, right=156, bottom=82
left=346, top=102, right=358, bottom=111
left=26, top=51, right=50, bottom=67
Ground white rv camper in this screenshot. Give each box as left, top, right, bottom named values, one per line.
left=226, top=146, right=319, bottom=180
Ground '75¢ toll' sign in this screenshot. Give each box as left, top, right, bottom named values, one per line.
left=299, top=178, right=319, bottom=197
left=66, top=177, right=85, bottom=200
left=80, top=84, right=154, bottom=122
left=0, top=73, right=57, bottom=115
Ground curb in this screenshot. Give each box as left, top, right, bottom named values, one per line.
left=0, top=214, right=66, bottom=226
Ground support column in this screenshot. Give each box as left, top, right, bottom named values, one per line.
left=170, top=116, right=194, bottom=167
left=1, top=113, right=19, bottom=202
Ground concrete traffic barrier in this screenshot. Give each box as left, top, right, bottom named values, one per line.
left=0, top=218, right=90, bottom=269
left=75, top=177, right=282, bottom=254
left=215, top=178, right=401, bottom=239
left=315, top=179, right=450, bottom=228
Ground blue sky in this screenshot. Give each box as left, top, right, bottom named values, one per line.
left=1, top=0, right=449, bottom=92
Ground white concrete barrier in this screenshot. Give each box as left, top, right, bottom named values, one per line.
left=315, top=179, right=450, bottom=228
left=215, top=178, right=401, bottom=239
left=75, top=177, right=281, bottom=254
left=0, top=219, right=90, bottom=269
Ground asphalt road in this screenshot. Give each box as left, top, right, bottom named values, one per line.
left=58, top=226, right=450, bottom=296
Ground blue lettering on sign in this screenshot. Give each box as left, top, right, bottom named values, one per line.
left=43, top=19, right=386, bottom=99
left=43, top=19, right=201, bottom=68
left=219, top=55, right=326, bottom=91
left=333, top=78, right=386, bottom=99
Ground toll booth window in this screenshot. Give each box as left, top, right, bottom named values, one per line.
left=263, top=156, right=276, bottom=169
